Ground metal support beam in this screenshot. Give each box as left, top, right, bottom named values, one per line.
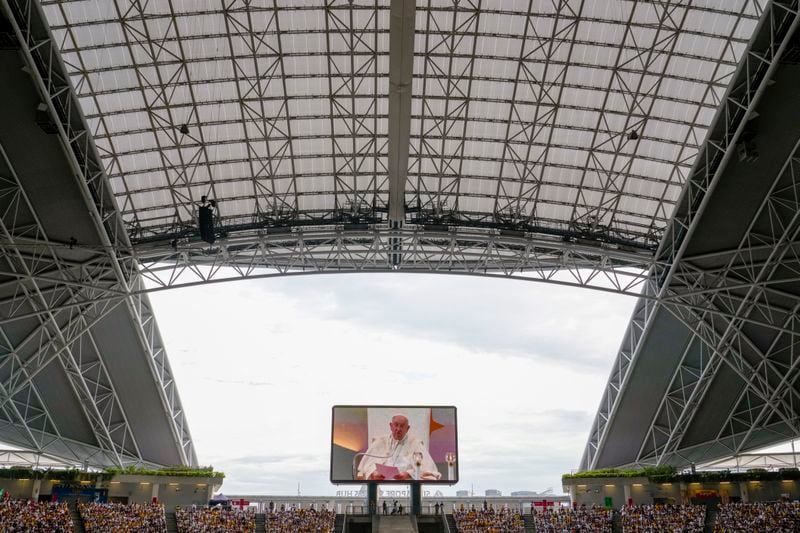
left=583, top=0, right=800, bottom=471
left=387, top=0, right=415, bottom=224
left=134, top=225, right=655, bottom=296
left=1, top=0, right=196, bottom=467
left=637, top=135, right=800, bottom=466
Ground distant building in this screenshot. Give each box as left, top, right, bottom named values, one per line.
left=485, top=489, right=502, bottom=497
left=456, top=490, right=470, bottom=497
left=510, top=491, right=539, bottom=497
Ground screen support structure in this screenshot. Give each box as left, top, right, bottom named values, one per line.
left=367, top=483, right=378, bottom=516
left=365, top=482, right=422, bottom=516
left=410, top=483, right=422, bottom=516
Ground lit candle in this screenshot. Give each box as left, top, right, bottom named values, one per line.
left=413, top=452, right=423, bottom=480
left=445, top=452, right=456, bottom=481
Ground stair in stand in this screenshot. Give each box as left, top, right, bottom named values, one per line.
left=255, top=512, right=267, bottom=533
left=522, top=514, right=536, bottom=532
left=445, top=514, right=457, bottom=532
left=67, top=501, right=86, bottom=533
left=334, top=513, right=345, bottom=533
left=704, top=504, right=718, bottom=533
left=165, top=510, right=178, bottom=533
left=611, top=509, right=622, bottom=533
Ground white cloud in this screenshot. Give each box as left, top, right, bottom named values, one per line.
left=148, top=272, right=637, bottom=495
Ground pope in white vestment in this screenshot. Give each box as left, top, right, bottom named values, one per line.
left=356, top=414, right=441, bottom=481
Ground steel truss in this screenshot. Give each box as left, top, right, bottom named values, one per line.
left=132, top=225, right=655, bottom=295
left=698, top=451, right=800, bottom=471
left=583, top=0, right=800, bottom=471
left=39, top=0, right=757, bottom=251
left=0, top=0, right=195, bottom=467
left=10, top=0, right=795, bottom=473
left=638, top=132, right=800, bottom=467
left=44, top=0, right=392, bottom=242
left=0, top=141, right=143, bottom=467
left=0, top=449, right=95, bottom=470
left=405, top=0, right=759, bottom=248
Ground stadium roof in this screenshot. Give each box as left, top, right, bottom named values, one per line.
left=41, top=0, right=760, bottom=252
left=1, top=0, right=798, bottom=471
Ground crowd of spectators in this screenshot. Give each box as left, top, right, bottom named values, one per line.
left=714, top=501, right=800, bottom=532
left=78, top=501, right=165, bottom=533
left=0, top=499, right=73, bottom=532
left=175, top=507, right=255, bottom=533
left=453, top=508, right=525, bottom=532
left=620, top=504, right=705, bottom=532
left=532, top=507, right=612, bottom=532
left=267, top=508, right=336, bottom=532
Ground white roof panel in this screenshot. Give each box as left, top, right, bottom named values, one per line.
left=406, top=1, right=758, bottom=245
left=42, top=0, right=760, bottom=248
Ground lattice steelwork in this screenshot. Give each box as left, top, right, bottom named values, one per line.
left=42, top=0, right=390, bottom=242
left=0, top=0, right=196, bottom=468
left=408, top=0, right=760, bottom=248
left=583, top=0, right=800, bottom=471
left=40, top=0, right=760, bottom=254
left=25, top=0, right=800, bottom=475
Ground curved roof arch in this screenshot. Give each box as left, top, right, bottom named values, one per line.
left=40, top=0, right=761, bottom=257
left=13, top=0, right=799, bottom=476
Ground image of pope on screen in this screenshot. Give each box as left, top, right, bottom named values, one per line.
left=358, top=413, right=438, bottom=481
left=330, top=406, right=458, bottom=483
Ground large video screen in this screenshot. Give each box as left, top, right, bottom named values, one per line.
left=330, top=405, right=458, bottom=484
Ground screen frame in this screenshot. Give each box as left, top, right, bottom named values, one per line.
left=330, top=404, right=459, bottom=485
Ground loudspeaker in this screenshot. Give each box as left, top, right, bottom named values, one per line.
left=199, top=205, right=215, bottom=244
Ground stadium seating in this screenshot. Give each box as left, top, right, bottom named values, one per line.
left=452, top=508, right=525, bottom=532
left=6, top=495, right=800, bottom=533
left=176, top=507, right=255, bottom=532
left=714, top=501, right=800, bottom=532
left=0, top=499, right=73, bottom=532
left=620, top=504, right=705, bottom=532
left=78, top=501, right=166, bottom=532
left=267, top=508, right=336, bottom=532
left=531, top=507, right=612, bottom=532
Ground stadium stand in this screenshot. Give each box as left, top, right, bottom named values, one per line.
left=175, top=507, right=255, bottom=532
left=267, top=508, right=336, bottom=532
left=620, top=504, right=705, bottom=533
left=0, top=499, right=73, bottom=532
left=78, top=501, right=166, bottom=533
left=531, top=507, right=612, bottom=532
left=714, top=501, right=800, bottom=533
left=452, top=508, right=525, bottom=532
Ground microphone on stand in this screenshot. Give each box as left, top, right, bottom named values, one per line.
left=352, top=452, right=394, bottom=480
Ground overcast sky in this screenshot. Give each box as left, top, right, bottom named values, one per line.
left=147, top=272, right=639, bottom=496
